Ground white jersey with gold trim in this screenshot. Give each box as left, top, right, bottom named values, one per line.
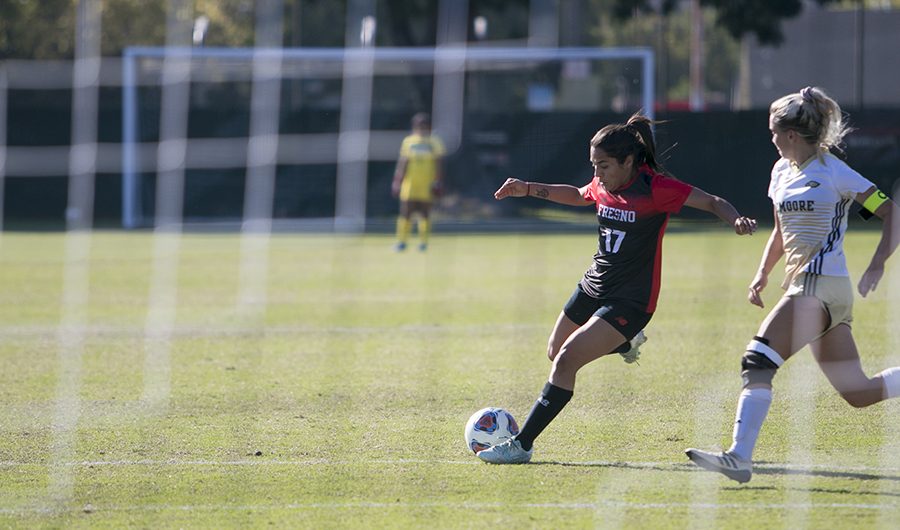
left=768, top=152, right=873, bottom=289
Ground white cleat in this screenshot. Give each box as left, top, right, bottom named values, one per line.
left=619, top=330, right=647, bottom=364
left=685, top=448, right=752, bottom=483
left=477, top=439, right=533, bottom=464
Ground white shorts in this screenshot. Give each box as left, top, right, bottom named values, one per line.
left=785, top=273, right=853, bottom=334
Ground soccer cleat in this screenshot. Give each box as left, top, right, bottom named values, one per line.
left=394, top=242, right=407, bottom=252
left=685, top=448, right=752, bottom=483
left=418, top=242, right=428, bottom=252
left=619, top=330, right=647, bottom=364
left=477, top=438, right=533, bottom=464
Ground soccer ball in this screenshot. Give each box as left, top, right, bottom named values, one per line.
left=464, top=407, right=520, bottom=454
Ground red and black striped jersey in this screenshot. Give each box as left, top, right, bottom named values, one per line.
left=578, top=165, right=692, bottom=312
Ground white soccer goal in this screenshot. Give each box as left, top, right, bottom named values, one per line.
left=121, top=46, right=655, bottom=230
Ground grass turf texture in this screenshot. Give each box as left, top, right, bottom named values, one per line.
left=1, top=227, right=899, bottom=528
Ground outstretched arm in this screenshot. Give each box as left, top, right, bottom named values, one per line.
left=494, top=177, right=591, bottom=207
left=683, top=187, right=757, bottom=235
left=857, top=187, right=900, bottom=297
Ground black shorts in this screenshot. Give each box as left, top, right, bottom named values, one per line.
left=562, top=284, right=652, bottom=340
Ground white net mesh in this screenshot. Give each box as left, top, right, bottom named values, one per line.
left=5, top=3, right=900, bottom=524
left=5, top=0, right=657, bottom=517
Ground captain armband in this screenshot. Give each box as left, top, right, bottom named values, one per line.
left=858, top=189, right=889, bottom=220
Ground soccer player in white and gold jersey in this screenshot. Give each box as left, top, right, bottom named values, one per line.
left=687, top=87, right=900, bottom=483
left=391, top=112, right=445, bottom=251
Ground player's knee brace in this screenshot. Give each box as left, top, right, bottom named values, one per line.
left=741, top=336, right=784, bottom=388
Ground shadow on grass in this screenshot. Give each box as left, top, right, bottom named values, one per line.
left=753, top=464, right=900, bottom=484
left=536, top=459, right=900, bottom=485
left=532, top=460, right=676, bottom=473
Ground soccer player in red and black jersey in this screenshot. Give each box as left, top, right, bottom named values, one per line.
left=478, top=113, right=757, bottom=464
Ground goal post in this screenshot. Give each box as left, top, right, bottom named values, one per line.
left=121, top=45, right=655, bottom=230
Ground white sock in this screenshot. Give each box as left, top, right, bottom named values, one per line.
left=727, top=387, right=772, bottom=461
left=878, top=367, right=900, bottom=399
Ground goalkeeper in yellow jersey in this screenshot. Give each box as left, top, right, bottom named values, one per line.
left=391, top=112, right=445, bottom=251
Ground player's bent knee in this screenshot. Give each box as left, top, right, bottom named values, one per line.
left=552, top=350, right=571, bottom=372
left=741, top=336, right=783, bottom=388
left=552, top=348, right=582, bottom=376
left=837, top=387, right=880, bottom=408
left=547, top=336, right=565, bottom=361
left=840, top=392, right=871, bottom=408
left=547, top=343, right=559, bottom=361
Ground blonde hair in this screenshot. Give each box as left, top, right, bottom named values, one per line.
left=769, top=86, right=851, bottom=153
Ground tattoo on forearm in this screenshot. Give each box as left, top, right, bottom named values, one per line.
left=535, top=186, right=549, bottom=199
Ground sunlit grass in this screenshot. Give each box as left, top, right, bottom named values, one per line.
left=0, top=227, right=898, bottom=527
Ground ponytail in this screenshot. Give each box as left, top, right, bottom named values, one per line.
left=770, top=86, right=851, bottom=155
left=624, top=114, right=660, bottom=172
left=590, top=112, right=663, bottom=173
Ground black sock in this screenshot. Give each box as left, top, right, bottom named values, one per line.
left=514, top=382, right=573, bottom=451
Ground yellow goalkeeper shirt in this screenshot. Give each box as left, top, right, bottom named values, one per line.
left=398, top=133, right=445, bottom=202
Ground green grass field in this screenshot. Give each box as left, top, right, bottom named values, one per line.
left=1, top=227, right=899, bottom=528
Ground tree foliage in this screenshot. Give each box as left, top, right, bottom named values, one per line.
left=0, top=0, right=866, bottom=59
left=0, top=0, right=540, bottom=59
left=0, top=0, right=75, bottom=59
left=610, top=0, right=842, bottom=45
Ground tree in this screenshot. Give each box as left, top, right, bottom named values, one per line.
left=0, top=0, right=74, bottom=59
left=0, top=0, right=260, bottom=59
left=611, top=0, right=841, bottom=45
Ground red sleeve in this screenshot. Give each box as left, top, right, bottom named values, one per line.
left=580, top=178, right=599, bottom=202
left=651, top=174, right=692, bottom=213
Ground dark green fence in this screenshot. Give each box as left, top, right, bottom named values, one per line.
left=5, top=88, right=899, bottom=228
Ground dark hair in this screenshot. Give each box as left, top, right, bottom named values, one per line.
left=590, top=113, right=661, bottom=173
left=412, top=112, right=431, bottom=128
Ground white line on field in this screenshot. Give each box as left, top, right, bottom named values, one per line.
left=1, top=459, right=899, bottom=474
left=1, top=499, right=898, bottom=516
left=0, top=323, right=542, bottom=339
